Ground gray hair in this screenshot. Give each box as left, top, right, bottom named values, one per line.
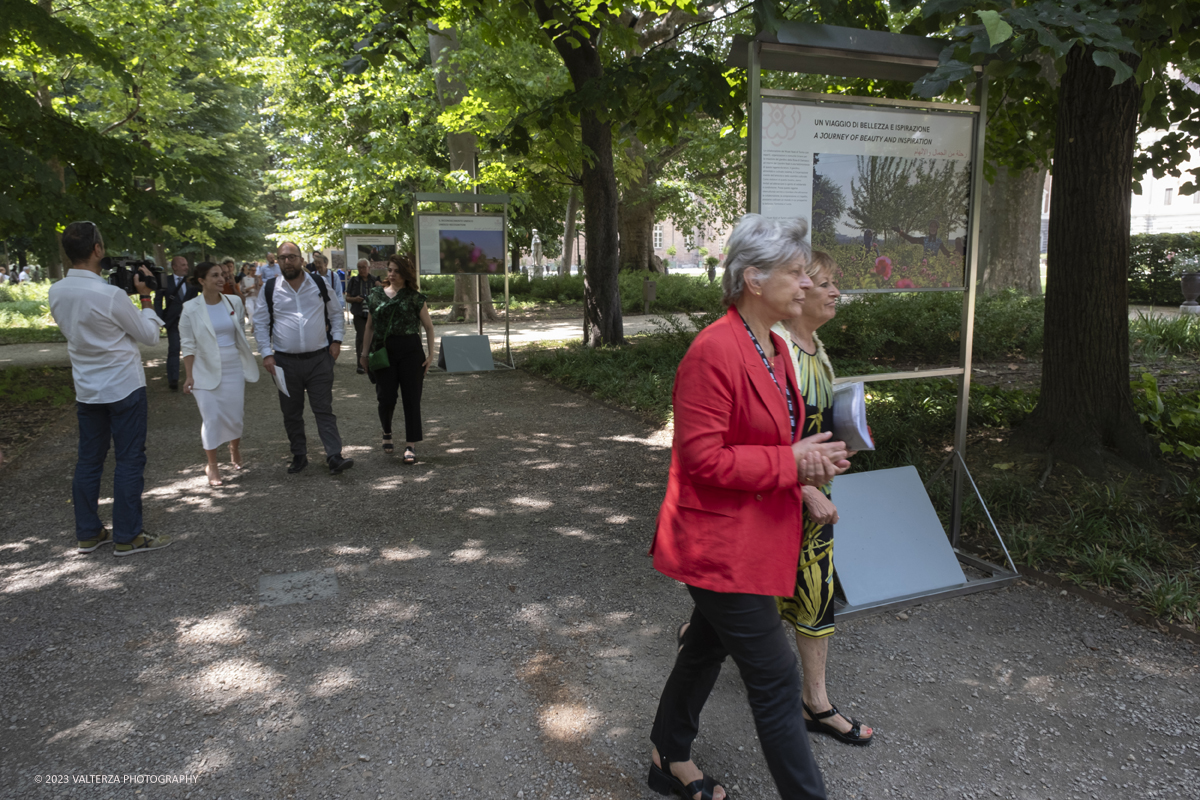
left=721, top=214, right=811, bottom=307
left=356, top=258, right=370, bottom=269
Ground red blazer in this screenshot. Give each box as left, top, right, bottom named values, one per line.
left=650, top=306, right=806, bottom=597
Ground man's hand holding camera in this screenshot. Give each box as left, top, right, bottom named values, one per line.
left=133, top=266, right=155, bottom=298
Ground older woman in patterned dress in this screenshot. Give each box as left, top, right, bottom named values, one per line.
left=773, top=250, right=873, bottom=746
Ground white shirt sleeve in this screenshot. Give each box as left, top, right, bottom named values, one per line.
left=254, top=280, right=273, bottom=357
left=112, top=293, right=164, bottom=346
left=327, top=283, right=345, bottom=343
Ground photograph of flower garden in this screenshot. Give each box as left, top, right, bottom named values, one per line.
left=812, top=152, right=971, bottom=291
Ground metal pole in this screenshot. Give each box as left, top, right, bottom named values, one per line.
left=747, top=40, right=762, bottom=215
left=477, top=274, right=484, bottom=336
left=950, top=77, right=989, bottom=546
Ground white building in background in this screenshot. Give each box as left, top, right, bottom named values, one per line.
left=1041, top=130, right=1200, bottom=251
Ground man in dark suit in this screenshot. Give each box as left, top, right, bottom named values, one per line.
left=154, top=255, right=196, bottom=390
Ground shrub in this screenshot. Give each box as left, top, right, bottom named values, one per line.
left=1128, top=232, right=1200, bottom=306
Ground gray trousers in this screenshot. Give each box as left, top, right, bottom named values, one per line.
left=274, top=350, right=342, bottom=459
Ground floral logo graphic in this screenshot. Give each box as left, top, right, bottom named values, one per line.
left=763, top=104, right=801, bottom=148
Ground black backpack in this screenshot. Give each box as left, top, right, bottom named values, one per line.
left=264, top=272, right=333, bottom=347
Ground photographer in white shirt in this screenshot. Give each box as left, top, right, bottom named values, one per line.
left=48, top=222, right=171, bottom=557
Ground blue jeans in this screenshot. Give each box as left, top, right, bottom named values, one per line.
left=166, top=324, right=181, bottom=383
left=73, top=387, right=148, bottom=544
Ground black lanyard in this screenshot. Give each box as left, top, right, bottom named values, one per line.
left=742, top=319, right=797, bottom=440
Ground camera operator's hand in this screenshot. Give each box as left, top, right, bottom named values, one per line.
left=133, top=266, right=154, bottom=298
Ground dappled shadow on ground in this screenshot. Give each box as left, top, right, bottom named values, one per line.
left=1, top=365, right=1198, bottom=800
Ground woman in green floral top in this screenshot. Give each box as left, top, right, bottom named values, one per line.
left=772, top=250, right=874, bottom=747
left=359, top=253, right=435, bottom=464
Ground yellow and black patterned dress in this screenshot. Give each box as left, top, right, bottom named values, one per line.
left=773, top=323, right=837, bottom=638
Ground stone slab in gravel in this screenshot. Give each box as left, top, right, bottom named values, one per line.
left=1, top=353, right=1198, bottom=800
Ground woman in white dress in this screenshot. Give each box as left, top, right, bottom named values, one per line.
left=180, top=262, right=260, bottom=486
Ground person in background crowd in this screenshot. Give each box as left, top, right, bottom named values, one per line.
left=773, top=250, right=873, bottom=747
left=253, top=241, right=353, bottom=476
left=239, top=263, right=261, bottom=334
left=49, top=221, right=171, bottom=557
left=0, top=266, right=9, bottom=284
left=155, top=255, right=197, bottom=391
left=18, top=265, right=32, bottom=284
left=647, top=214, right=850, bottom=800
left=344, top=258, right=381, bottom=375
left=258, top=252, right=281, bottom=283
left=360, top=253, right=434, bottom=464
left=180, top=262, right=260, bottom=487
left=219, top=258, right=243, bottom=299
left=310, top=252, right=344, bottom=301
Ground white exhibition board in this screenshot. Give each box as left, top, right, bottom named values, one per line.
left=760, top=99, right=974, bottom=290
left=417, top=213, right=506, bottom=275
left=831, top=465, right=967, bottom=607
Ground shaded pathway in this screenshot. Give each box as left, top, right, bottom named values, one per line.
left=0, top=352, right=1197, bottom=799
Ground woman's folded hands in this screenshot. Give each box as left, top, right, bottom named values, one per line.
left=792, top=431, right=851, bottom=486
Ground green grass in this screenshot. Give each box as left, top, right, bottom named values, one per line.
left=1129, top=313, right=1200, bottom=358
left=523, top=310, right=1200, bottom=626
left=0, top=365, right=75, bottom=406
left=420, top=272, right=723, bottom=315
left=0, top=283, right=64, bottom=344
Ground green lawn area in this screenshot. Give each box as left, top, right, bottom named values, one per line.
left=0, top=283, right=65, bottom=345
left=522, top=294, right=1200, bottom=629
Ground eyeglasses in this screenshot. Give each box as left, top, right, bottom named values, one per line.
left=279, top=254, right=304, bottom=263
left=78, top=221, right=101, bottom=252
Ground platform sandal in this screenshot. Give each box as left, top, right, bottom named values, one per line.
left=803, top=701, right=873, bottom=746
left=648, top=756, right=725, bottom=799
left=382, top=432, right=394, bottom=454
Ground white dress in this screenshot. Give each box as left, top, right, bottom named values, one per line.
left=194, top=302, right=246, bottom=450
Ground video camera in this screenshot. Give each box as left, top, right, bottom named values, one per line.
left=102, top=257, right=164, bottom=295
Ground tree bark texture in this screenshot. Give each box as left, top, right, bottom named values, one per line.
left=561, top=185, right=578, bottom=276
left=1024, top=45, right=1153, bottom=470
left=532, top=1, right=622, bottom=345
left=428, top=25, right=498, bottom=323
left=978, top=165, right=1045, bottom=295
left=617, top=138, right=657, bottom=273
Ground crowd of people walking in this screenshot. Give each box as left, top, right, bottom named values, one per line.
left=46, top=214, right=870, bottom=800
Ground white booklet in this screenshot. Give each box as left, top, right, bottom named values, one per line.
left=831, top=381, right=874, bottom=451
left=273, top=365, right=290, bottom=398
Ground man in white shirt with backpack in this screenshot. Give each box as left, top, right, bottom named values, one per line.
left=254, top=240, right=353, bottom=476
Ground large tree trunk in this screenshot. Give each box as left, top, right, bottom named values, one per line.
left=533, top=2, right=622, bottom=346
left=561, top=185, right=578, bottom=276
left=978, top=165, right=1045, bottom=295
left=618, top=139, right=656, bottom=272
left=428, top=25, right=498, bottom=323
left=1022, top=45, right=1153, bottom=471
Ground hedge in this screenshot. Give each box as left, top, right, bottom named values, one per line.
left=1128, top=232, right=1200, bottom=306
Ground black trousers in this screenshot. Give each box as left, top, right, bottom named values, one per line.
left=353, top=314, right=368, bottom=359
left=375, top=334, right=425, bottom=442
left=651, top=585, right=827, bottom=800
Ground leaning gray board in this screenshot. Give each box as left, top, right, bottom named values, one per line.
left=439, top=335, right=494, bottom=373
left=832, top=465, right=966, bottom=608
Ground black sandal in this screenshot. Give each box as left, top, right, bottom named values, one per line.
left=402, top=447, right=416, bottom=465
left=382, top=433, right=394, bottom=454
left=648, top=756, right=724, bottom=799
left=803, top=701, right=873, bottom=746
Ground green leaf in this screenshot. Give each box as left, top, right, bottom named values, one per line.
left=1092, top=50, right=1135, bottom=86
left=977, top=10, right=1013, bottom=48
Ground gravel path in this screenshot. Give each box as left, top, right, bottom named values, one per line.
left=0, top=346, right=1198, bottom=800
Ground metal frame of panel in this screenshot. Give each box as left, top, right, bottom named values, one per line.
left=739, top=29, right=1014, bottom=617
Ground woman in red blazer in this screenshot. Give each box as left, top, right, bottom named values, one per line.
left=647, top=215, right=850, bottom=800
